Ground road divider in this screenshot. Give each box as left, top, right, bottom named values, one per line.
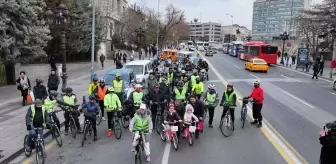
left=201, top=54, right=308, bottom=164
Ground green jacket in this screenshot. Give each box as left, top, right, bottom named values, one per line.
left=104, top=93, right=122, bottom=111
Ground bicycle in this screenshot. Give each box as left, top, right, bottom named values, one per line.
left=83, top=96, right=102, bottom=125
left=183, top=121, right=197, bottom=146
left=24, top=127, right=46, bottom=164
left=133, top=128, right=149, bottom=164
left=121, top=103, right=133, bottom=128
left=61, top=104, right=80, bottom=138
left=219, top=104, right=234, bottom=137
left=48, top=109, right=63, bottom=147
left=81, top=112, right=95, bottom=146
left=151, top=101, right=165, bottom=134
left=161, top=120, right=181, bottom=151
left=110, top=111, right=122, bottom=139
left=240, top=98, right=251, bottom=129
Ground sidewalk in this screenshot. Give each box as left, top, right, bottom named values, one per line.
left=276, top=58, right=335, bottom=80
left=0, top=62, right=116, bottom=164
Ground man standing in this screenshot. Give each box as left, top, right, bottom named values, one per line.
left=100, top=54, right=106, bottom=69
left=93, top=79, right=108, bottom=121
left=246, top=81, right=264, bottom=128
left=47, top=70, right=59, bottom=98
left=139, top=48, right=143, bottom=60
left=204, top=84, right=219, bottom=128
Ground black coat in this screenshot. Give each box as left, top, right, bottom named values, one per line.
left=147, top=90, right=164, bottom=103
left=47, top=74, right=59, bottom=89
left=159, top=83, right=170, bottom=100
left=33, top=85, right=48, bottom=100
left=190, top=99, right=205, bottom=118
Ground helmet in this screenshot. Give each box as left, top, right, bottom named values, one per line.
left=50, top=90, right=58, bottom=97
left=89, top=94, right=96, bottom=100
left=34, top=99, right=43, bottom=105
left=140, top=104, right=146, bottom=110
left=116, top=73, right=121, bottom=77
left=227, top=83, right=233, bottom=88
left=196, top=76, right=200, bottom=80
left=99, top=79, right=105, bottom=83
left=108, top=87, right=114, bottom=92
left=181, top=70, right=186, bottom=74
left=135, top=84, right=142, bottom=88
left=208, top=83, right=215, bottom=90
left=66, top=87, right=73, bottom=93
left=254, top=80, right=260, bottom=85
left=177, top=81, right=184, bottom=87
left=36, top=78, right=43, bottom=83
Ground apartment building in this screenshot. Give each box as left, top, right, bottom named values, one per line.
left=189, top=22, right=222, bottom=42
left=221, top=24, right=252, bottom=42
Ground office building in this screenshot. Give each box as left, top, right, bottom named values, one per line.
left=252, top=0, right=312, bottom=41
left=221, top=24, right=252, bottom=42
left=189, top=22, right=222, bottom=42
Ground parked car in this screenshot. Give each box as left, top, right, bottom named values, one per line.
left=205, top=49, right=213, bottom=56
left=123, top=60, right=152, bottom=88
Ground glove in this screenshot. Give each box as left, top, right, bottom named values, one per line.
left=220, top=103, right=223, bottom=107
left=149, top=100, right=153, bottom=105
left=27, top=125, right=32, bottom=131
left=46, top=123, right=51, bottom=129
left=149, top=130, right=153, bottom=134
left=253, top=99, right=257, bottom=102
left=129, top=128, right=133, bottom=133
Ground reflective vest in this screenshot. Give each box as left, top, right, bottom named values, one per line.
left=113, top=80, right=123, bottom=93
left=175, top=88, right=186, bottom=100
left=30, top=105, right=46, bottom=127
left=134, top=114, right=150, bottom=130
left=44, top=99, right=56, bottom=113
left=224, top=92, right=235, bottom=104
left=88, top=82, right=98, bottom=95
left=133, top=92, right=143, bottom=106
left=63, top=95, right=76, bottom=105
left=167, top=73, right=173, bottom=84
left=183, top=81, right=189, bottom=90
left=191, top=75, right=196, bottom=86
left=206, top=92, right=216, bottom=105
left=97, top=86, right=107, bottom=100
left=193, top=82, right=203, bottom=94
left=104, top=93, right=122, bottom=112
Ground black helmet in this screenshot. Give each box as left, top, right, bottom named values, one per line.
left=66, top=87, right=73, bottom=93
left=177, top=81, right=184, bottom=87
left=36, top=78, right=43, bottom=83
left=227, top=83, right=233, bottom=88
left=50, top=90, right=58, bottom=97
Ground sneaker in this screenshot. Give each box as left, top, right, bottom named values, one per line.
left=94, top=136, right=98, bottom=141
left=64, top=131, right=69, bottom=136
left=77, top=129, right=82, bottom=134
left=107, top=130, right=112, bottom=137
left=102, top=117, right=106, bottom=121
left=257, top=122, right=262, bottom=128
left=209, top=124, right=213, bottom=128
left=131, top=147, right=136, bottom=152
left=250, top=120, right=258, bottom=125
left=146, top=155, right=151, bottom=162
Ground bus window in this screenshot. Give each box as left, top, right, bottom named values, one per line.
left=243, top=46, right=249, bottom=53
left=204, top=42, right=209, bottom=47
left=261, top=46, right=278, bottom=54
left=250, top=46, right=259, bottom=55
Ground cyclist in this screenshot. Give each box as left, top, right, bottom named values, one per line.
left=81, top=94, right=100, bottom=141
left=245, top=81, right=264, bottom=128
left=147, top=72, right=158, bottom=93
left=182, top=75, right=191, bottom=94
left=190, top=70, right=197, bottom=87
left=164, top=103, right=182, bottom=140
left=167, top=67, right=174, bottom=91
left=159, top=78, right=171, bottom=103
left=112, top=73, right=124, bottom=103
left=44, top=90, right=60, bottom=130
left=203, top=84, right=219, bottom=128
left=93, top=79, right=107, bottom=121
left=129, top=84, right=145, bottom=117
left=104, top=87, right=122, bottom=137
left=88, top=75, right=98, bottom=95
left=129, top=104, right=153, bottom=162
left=184, top=104, right=199, bottom=123
left=25, top=99, right=51, bottom=151
left=62, top=87, right=81, bottom=135
left=189, top=94, right=205, bottom=138
left=192, top=76, right=204, bottom=99
left=126, top=80, right=136, bottom=100
left=33, top=78, right=48, bottom=101
left=172, top=81, right=188, bottom=103
left=219, top=84, right=237, bottom=130
left=147, top=84, right=164, bottom=127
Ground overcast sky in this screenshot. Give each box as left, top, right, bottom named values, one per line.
left=128, top=0, right=324, bottom=30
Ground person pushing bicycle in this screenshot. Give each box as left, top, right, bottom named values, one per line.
left=219, top=84, right=237, bottom=130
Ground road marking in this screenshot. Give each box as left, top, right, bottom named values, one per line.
left=277, top=66, right=332, bottom=83
left=200, top=54, right=308, bottom=164
left=249, top=74, right=259, bottom=79
left=331, top=92, right=336, bottom=96
left=161, top=143, right=171, bottom=164
left=207, top=80, right=222, bottom=83
left=280, top=74, right=301, bottom=82
left=233, top=65, right=241, bottom=69
left=278, top=88, right=315, bottom=108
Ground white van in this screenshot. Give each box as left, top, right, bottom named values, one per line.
left=124, top=60, right=152, bottom=88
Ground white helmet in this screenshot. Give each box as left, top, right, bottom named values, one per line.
left=140, top=104, right=146, bottom=110
left=181, top=70, right=186, bottom=74
left=208, top=83, right=215, bottom=89
left=135, top=84, right=142, bottom=88
left=254, top=80, right=260, bottom=85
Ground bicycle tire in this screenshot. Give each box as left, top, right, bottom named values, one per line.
left=220, top=110, right=234, bottom=137
left=24, top=135, right=32, bottom=157
left=113, top=120, right=122, bottom=139
left=188, top=133, right=193, bottom=146
left=52, top=125, right=62, bottom=147
left=81, top=124, right=88, bottom=147
left=241, top=107, right=247, bottom=129
left=135, top=144, right=142, bottom=164
left=70, top=117, right=77, bottom=138
left=155, top=115, right=162, bottom=134
left=35, top=142, right=45, bottom=164
left=172, top=134, right=179, bottom=151
left=96, top=112, right=102, bottom=125
left=121, top=115, right=130, bottom=128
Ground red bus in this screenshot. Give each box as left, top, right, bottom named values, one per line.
left=238, top=42, right=278, bottom=65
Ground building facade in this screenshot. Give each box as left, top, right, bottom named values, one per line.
left=189, top=22, right=222, bottom=42
left=252, top=0, right=312, bottom=41
left=221, top=24, right=252, bottom=43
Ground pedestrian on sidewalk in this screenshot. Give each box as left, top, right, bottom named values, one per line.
left=292, top=54, right=296, bottom=65
left=152, top=46, right=157, bottom=58
left=278, top=51, right=281, bottom=59
left=149, top=45, right=152, bottom=57
left=284, top=52, right=288, bottom=61
left=319, top=55, right=325, bottom=76
left=100, top=54, right=106, bottom=69
left=116, top=50, right=122, bottom=62
left=286, top=55, right=292, bottom=68
left=49, top=55, right=57, bottom=71
left=123, top=52, right=127, bottom=63
left=33, top=79, right=48, bottom=101
left=16, top=71, right=31, bottom=106
left=47, top=70, right=59, bottom=99
left=144, top=47, right=148, bottom=58
left=312, top=61, right=320, bottom=79
left=139, top=48, right=143, bottom=60
left=112, top=51, right=116, bottom=64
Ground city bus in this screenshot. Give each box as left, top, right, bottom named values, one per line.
left=239, top=42, right=278, bottom=65
left=230, top=41, right=244, bottom=57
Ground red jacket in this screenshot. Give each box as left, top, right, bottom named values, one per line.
left=249, top=87, right=264, bottom=104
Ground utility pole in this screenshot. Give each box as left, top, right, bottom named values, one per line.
left=91, top=0, right=96, bottom=81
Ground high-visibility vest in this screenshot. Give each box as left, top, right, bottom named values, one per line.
left=206, top=92, right=216, bottom=105
left=30, top=105, right=46, bottom=127
left=175, top=88, right=186, bottom=100
left=44, top=99, right=57, bottom=113
left=97, top=86, right=107, bottom=100
left=167, top=73, right=173, bottom=84
left=133, top=92, right=143, bottom=106
left=63, top=95, right=76, bottom=105
left=134, top=114, right=150, bottom=130
left=191, top=75, right=196, bottom=86
left=104, top=93, right=122, bottom=112
left=113, top=80, right=123, bottom=93
left=88, top=82, right=98, bottom=95
left=224, top=92, right=235, bottom=104
left=183, top=81, right=189, bottom=90
left=192, top=82, right=203, bottom=94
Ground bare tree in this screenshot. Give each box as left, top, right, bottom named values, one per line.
left=160, top=4, right=184, bottom=45
left=166, top=21, right=189, bottom=43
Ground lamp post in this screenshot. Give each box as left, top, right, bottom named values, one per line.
left=226, top=14, right=233, bottom=43
left=135, top=27, right=145, bottom=58
left=246, top=35, right=252, bottom=42
left=279, top=31, right=289, bottom=65
left=46, top=4, right=78, bottom=92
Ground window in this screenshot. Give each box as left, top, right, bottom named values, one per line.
left=145, top=65, right=148, bottom=73
left=250, top=46, right=260, bottom=55
left=124, top=65, right=143, bottom=75
left=261, top=46, right=278, bottom=54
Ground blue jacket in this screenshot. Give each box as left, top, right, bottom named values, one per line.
left=82, top=102, right=100, bottom=114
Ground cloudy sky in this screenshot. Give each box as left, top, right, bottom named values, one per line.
left=128, top=0, right=323, bottom=30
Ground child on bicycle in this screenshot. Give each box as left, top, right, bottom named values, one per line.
left=129, top=104, right=153, bottom=162
left=164, top=103, right=182, bottom=139
left=184, top=104, right=199, bottom=123
left=219, top=84, right=237, bottom=129
left=81, top=94, right=100, bottom=141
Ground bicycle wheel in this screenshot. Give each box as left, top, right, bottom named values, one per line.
left=241, top=107, right=247, bottom=129
left=121, top=115, right=130, bottom=128
left=81, top=124, right=88, bottom=147
left=35, top=142, right=45, bottom=164
left=113, top=120, right=122, bottom=139
left=96, top=111, right=102, bottom=125
left=220, top=111, right=234, bottom=137
left=155, top=115, right=163, bottom=134
left=70, top=117, right=77, bottom=138
left=188, top=133, right=193, bottom=146
left=134, top=144, right=142, bottom=164
left=159, top=125, right=166, bottom=141
left=172, top=134, right=179, bottom=151
left=24, top=135, right=32, bottom=157
left=52, top=125, right=62, bottom=147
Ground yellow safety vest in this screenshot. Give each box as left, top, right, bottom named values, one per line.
left=191, top=75, right=196, bottom=86
left=113, top=80, right=123, bottom=93
left=206, top=92, right=216, bottom=105
left=44, top=99, right=57, bottom=113
left=30, top=105, right=46, bottom=127
left=104, top=93, right=122, bottom=112
left=133, top=92, right=143, bottom=106
left=175, top=88, right=187, bottom=100
left=192, top=82, right=203, bottom=94
left=167, top=73, right=173, bottom=84
left=63, top=95, right=76, bottom=105
left=88, top=82, right=98, bottom=95
left=134, top=114, right=150, bottom=130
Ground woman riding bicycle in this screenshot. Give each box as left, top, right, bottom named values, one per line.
left=219, top=84, right=237, bottom=130
left=81, top=94, right=100, bottom=141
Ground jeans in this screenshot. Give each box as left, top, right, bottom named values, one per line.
left=27, top=126, right=44, bottom=147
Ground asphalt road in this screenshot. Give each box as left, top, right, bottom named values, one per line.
left=16, top=60, right=286, bottom=164
left=204, top=52, right=336, bottom=163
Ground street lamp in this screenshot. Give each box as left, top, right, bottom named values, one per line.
left=279, top=31, right=289, bottom=65
left=246, top=35, right=252, bottom=42
left=226, top=14, right=234, bottom=43
left=46, top=4, right=78, bottom=92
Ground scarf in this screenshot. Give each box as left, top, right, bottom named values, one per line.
left=20, top=76, right=29, bottom=90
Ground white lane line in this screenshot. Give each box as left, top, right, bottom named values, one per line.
left=249, top=74, right=259, bottom=79
left=277, top=66, right=332, bottom=83
left=280, top=74, right=301, bottom=82
left=331, top=92, right=336, bottom=96
left=161, top=143, right=171, bottom=164
left=233, top=65, right=241, bottom=69
left=278, top=87, right=315, bottom=108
